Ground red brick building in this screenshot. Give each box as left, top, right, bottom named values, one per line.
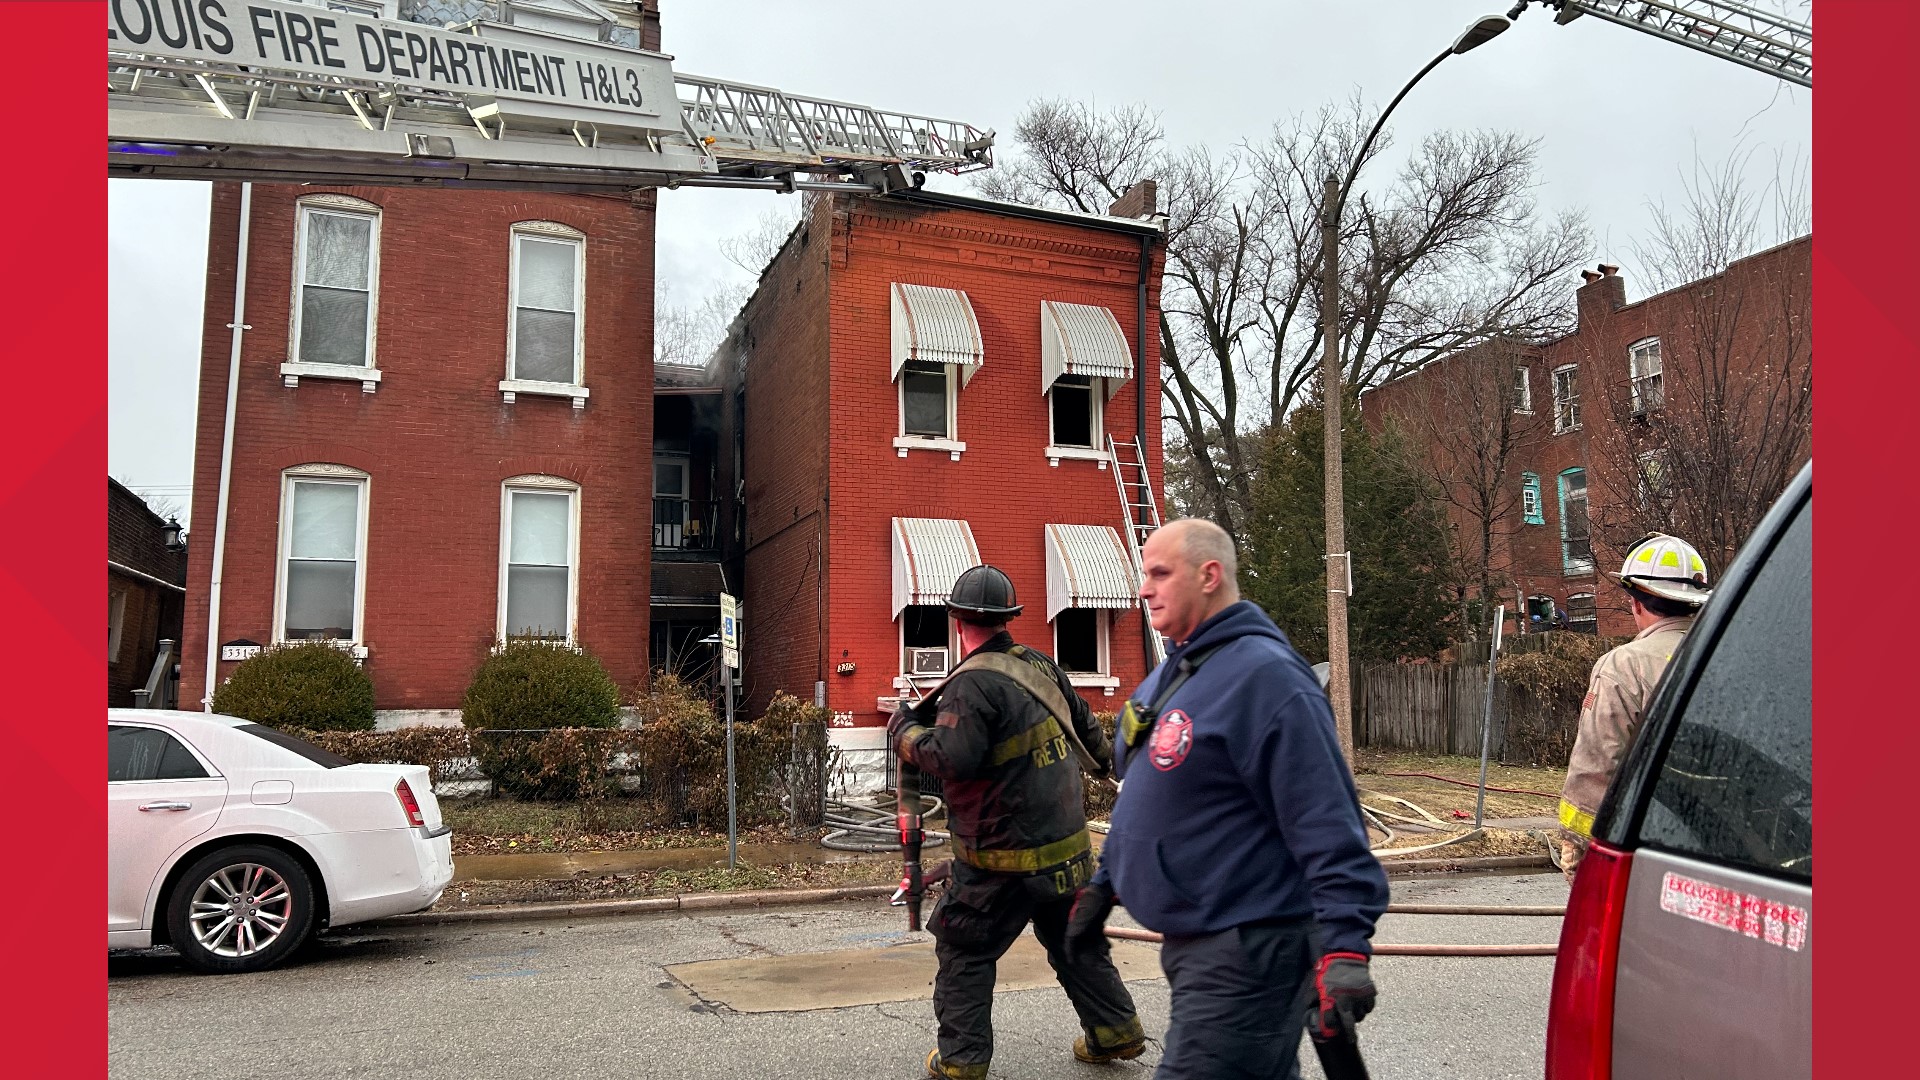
left=109, top=479, right=188, bottom=708
left=1364, top=237, right=1811, bottom=638
left=719, top=187, right=1167, bottom=772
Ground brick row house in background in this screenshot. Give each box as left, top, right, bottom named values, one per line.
left=181, top=2, right=660, bottom=723
left=109, top=479, right=189, bottom=708
left=1365, top=236, right=1811, bottom=638
left=716, top=186, right=1166, bottom=779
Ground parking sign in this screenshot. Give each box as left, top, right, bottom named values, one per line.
left=720, top=593, right=739, bottom=671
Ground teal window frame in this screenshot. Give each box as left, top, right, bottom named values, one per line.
left=1521, top=473, right=1544, bottom=525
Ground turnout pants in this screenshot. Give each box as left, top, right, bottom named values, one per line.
left=1155, top=916, right=1317, bottom=1080
left=929, top=859, right=1142, bottom=1076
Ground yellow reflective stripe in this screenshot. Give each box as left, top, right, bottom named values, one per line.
left=988, top=716, right=1065, bottom=766
left=1558, top=799, right=1596, bottom=838
left=954, top=829, right=1091, bottom=873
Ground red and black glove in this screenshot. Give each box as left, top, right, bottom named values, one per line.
left=1062, top=880, right=1116, bottom=965
left=1307, top=952, right=1376, bottom=1042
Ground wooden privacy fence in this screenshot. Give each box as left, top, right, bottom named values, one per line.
left=1355, top=661, right=1582, bottom=766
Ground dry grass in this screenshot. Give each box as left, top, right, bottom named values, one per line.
left=1371, top=827, right=1550, bottom=861
left=441, top=797, right=818, bottom=856
left=1352, top=749, right=1566, bottom=823
left=436, top=859, right=901, bottom=910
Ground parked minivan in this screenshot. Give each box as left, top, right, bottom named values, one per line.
left=1546, top=461, right=1811, bottom=1079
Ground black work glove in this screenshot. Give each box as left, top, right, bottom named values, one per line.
left=1062, top=880, right=1116, bottom=965
left=1306, top=952, right=1376, bottom=1041
left=886, top=704, right=923, bottom=750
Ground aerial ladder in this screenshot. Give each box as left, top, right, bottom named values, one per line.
left=1508, top=1, right=1810, bottom=88
left=107, top=0, right=992, bottom=192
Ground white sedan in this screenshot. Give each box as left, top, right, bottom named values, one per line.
left=108, top=709, right=454, bottom=974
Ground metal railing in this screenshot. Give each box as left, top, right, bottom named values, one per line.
left=653, top=498, right=721, bottom=551
left=131, top=639, right=178, bottom=710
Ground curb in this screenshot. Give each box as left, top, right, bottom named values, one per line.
left=366, top=884, right=895, bottom=927
left=363, top=855, right=1552, bottom=929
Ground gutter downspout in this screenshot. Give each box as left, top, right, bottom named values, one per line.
left=1137, top=229, right=1154, bottom=671
left=203, top=182, right=252, bottom=709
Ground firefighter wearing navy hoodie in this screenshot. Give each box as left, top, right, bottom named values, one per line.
left=1065, top=518, right=1390, bottom=1079
left=889, top=564, right=1146, bottom=1080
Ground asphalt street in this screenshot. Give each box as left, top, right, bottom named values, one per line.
left=108, top=870, right=1569, bottom=1080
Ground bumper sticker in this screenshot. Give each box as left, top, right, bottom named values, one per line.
left=1658, top=870, right=1808, bottom=952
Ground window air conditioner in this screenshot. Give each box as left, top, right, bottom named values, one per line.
left=908, top=647, right=951, bottom=677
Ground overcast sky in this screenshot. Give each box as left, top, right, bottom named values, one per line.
left=108, top=0, right=1812, bottom=527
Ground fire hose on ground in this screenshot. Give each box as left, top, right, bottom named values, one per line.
left=820, top=794, right=949, bottom=852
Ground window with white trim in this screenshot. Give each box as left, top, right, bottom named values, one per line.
left=901, top=605, right=954, bottom=677
left=1053, top=608, right=1108, bottom=675
left=508, top=224, right=585, bottom=386
left=899, top=361, right=956, bottom=441
left=293, top=198, right=379, bottom=369
left=1513, top=366, right=1532, bottom=414
left=277, top=466, right=369, bottom=642
left=499, top=477, right=579, bottom=642
left=1552, top=365, right=1580, bottom=433
left=1629, top=338, right=1664, bottom=413
left=1637, top=448, right=1674, bottom=509
left=1521, top=472, right=1544, bottom=525
left=1049, top=375, right=1101, bottom=450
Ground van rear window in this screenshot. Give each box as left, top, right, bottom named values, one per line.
left=236, top=724, right=353, bottom=768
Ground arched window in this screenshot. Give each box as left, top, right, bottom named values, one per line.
left=288, top=195, right=382, bottom=390
left=275, top=464, right=370, bottom=643
left=504, top=222, right=588, bottom=404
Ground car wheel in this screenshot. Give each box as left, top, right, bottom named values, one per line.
left=165, top=844, right=316, bottom=975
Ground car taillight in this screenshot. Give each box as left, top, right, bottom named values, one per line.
left=1545, top=842, right=1634, bottom=1080
left=395, top=778, right=425, bottom=828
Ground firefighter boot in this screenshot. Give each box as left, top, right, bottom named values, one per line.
left=1073, top=1027, right=1147, bottom=1064
left=925, top=1049, right=989, bottom=1079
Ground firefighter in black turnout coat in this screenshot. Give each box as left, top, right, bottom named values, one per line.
left=888, top=564, right=1146, bottom=1080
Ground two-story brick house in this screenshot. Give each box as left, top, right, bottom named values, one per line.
left=1365, top=237, right=1812, bottom=638
left=716, top=185, right=1167, bottom=774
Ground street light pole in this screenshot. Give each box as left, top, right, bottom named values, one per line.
left=1320, top=14, right=1511, bottom=763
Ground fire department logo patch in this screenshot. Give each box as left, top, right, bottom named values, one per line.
left=1150, top=710, right=1194, bottom=771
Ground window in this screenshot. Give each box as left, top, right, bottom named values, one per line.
left=1637, top=448, right=1674, bottom=509
left=1513, top=366, right=1532, bottom=414
left=277, top=466, right=369, bottom=642
left=508, top=224, right=585, bottom=386
left=1521, top=473, right=1544, bottom=525
left=325, top=0, right=388, bottom=16
left=1552, top=365, right=1580, bottom=433
left=1565, top=592, right=1597, bottom=633
left=1049, top=374, right=1101, bottom=449
left=108, top=726, right=212, bottom=782
left=1053, top=609, right=1107, bottom=675
left=1635, top=497, right=1811, bottom=880
left=500, top=478, right=578, bottom=641
left=900, top=360, right=954, bottom=440
left=901, top=605, right=952, bottom=675
left=293, top=198, right=379, bottom=369
left=653, top=458, right=689, bottom=548
left=1629, top=338, right=1664, bottom=413
left=109, top=589, right=129, bottom=663
left=1558, top=468, right=1593, bottom=575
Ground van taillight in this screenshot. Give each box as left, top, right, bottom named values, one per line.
left=1545, top=842, right=1634, bottom=1080
left=395, top=778, right=425, bottom=828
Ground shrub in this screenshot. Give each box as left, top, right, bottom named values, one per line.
left=462, top=640, right=621, bottom=799
left=211, top=642, right=375, bottom=732
left=291, top=725, right=472, bottom=787
left=1084, top=712, right=1120, bottom=821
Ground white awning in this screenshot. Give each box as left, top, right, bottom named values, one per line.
left=892, top=517, right=982, bottom=617
left=1041, top=300, right=1133, bottom=398
left=892, top=283, right=984, bottom=386
left=1045, top=523, right=1139, bottom=621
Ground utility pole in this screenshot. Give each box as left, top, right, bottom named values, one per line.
left=1321, top=175, right=1354, bottom=762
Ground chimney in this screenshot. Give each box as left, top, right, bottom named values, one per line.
left=1576, top=261, right=1627, bottom=328
left=1108, top=180, right=1158, bottom=219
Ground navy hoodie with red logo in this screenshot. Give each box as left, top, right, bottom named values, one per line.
left=1097, top=600, right=1388, bottom=955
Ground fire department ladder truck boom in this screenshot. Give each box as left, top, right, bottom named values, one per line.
left=108, top=1, right=993, bottom=192
left=1510, top=0, right=1810, bottom=88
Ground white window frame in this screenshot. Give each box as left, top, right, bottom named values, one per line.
left=284, top=195, right=383, bottom=393
left=109, top=588, right=128, bottom=664
left=1566, top=591, right=1598, bottom=629
left=322, top=0, right=390, bottom=17
left=1637, top=447, right=1675, bottom=508
left=273, top=464, right=371, bottom=646
left=896, top=604, right=957, bottom=690
left=1629, top=337, right=1664, bottom=413
left=497, top=475, right=582, bottom=645
left=894, top=361, right=965, bottom=459
left=1053, top=608, right=1119, bottom=692
left=502, top=221, right=590, bottom=408
left=1513, top=366, right=1532, bottom=414
left=1552, top=364, right=1581, bottom=434
left=1046, top=375, right=1107, bottom=464
left=1521, top=475, right=1542, bottom=522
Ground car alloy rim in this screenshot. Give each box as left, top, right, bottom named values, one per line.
left=188, top=862, right=294, bottom=958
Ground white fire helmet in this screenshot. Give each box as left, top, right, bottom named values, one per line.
left=1609, top=533, right=1712, bottom=606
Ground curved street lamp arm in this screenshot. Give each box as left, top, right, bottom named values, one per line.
left=1333, top=47, right=1454, bottom=221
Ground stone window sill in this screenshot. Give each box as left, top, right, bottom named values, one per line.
left=1067, top=674, right=1120, bottom=695
left=894, top=436, right=966, bottom=461
left=282, top=361, right=382, bottom=393
left=501, top=379, right=590, bottom=408
left=1046, top=446, right=1110, bottom=468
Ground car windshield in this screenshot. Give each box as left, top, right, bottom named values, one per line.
left=234, top=724, right=353, bottom=768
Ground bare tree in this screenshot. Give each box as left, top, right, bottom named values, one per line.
left=977, top=98, right=1589, bottom=538
left=655, top=283, right=750, bottom=368
left=1593, top=150, right=1812, bottom=576
left=718, top=205, right=801, bottom=276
